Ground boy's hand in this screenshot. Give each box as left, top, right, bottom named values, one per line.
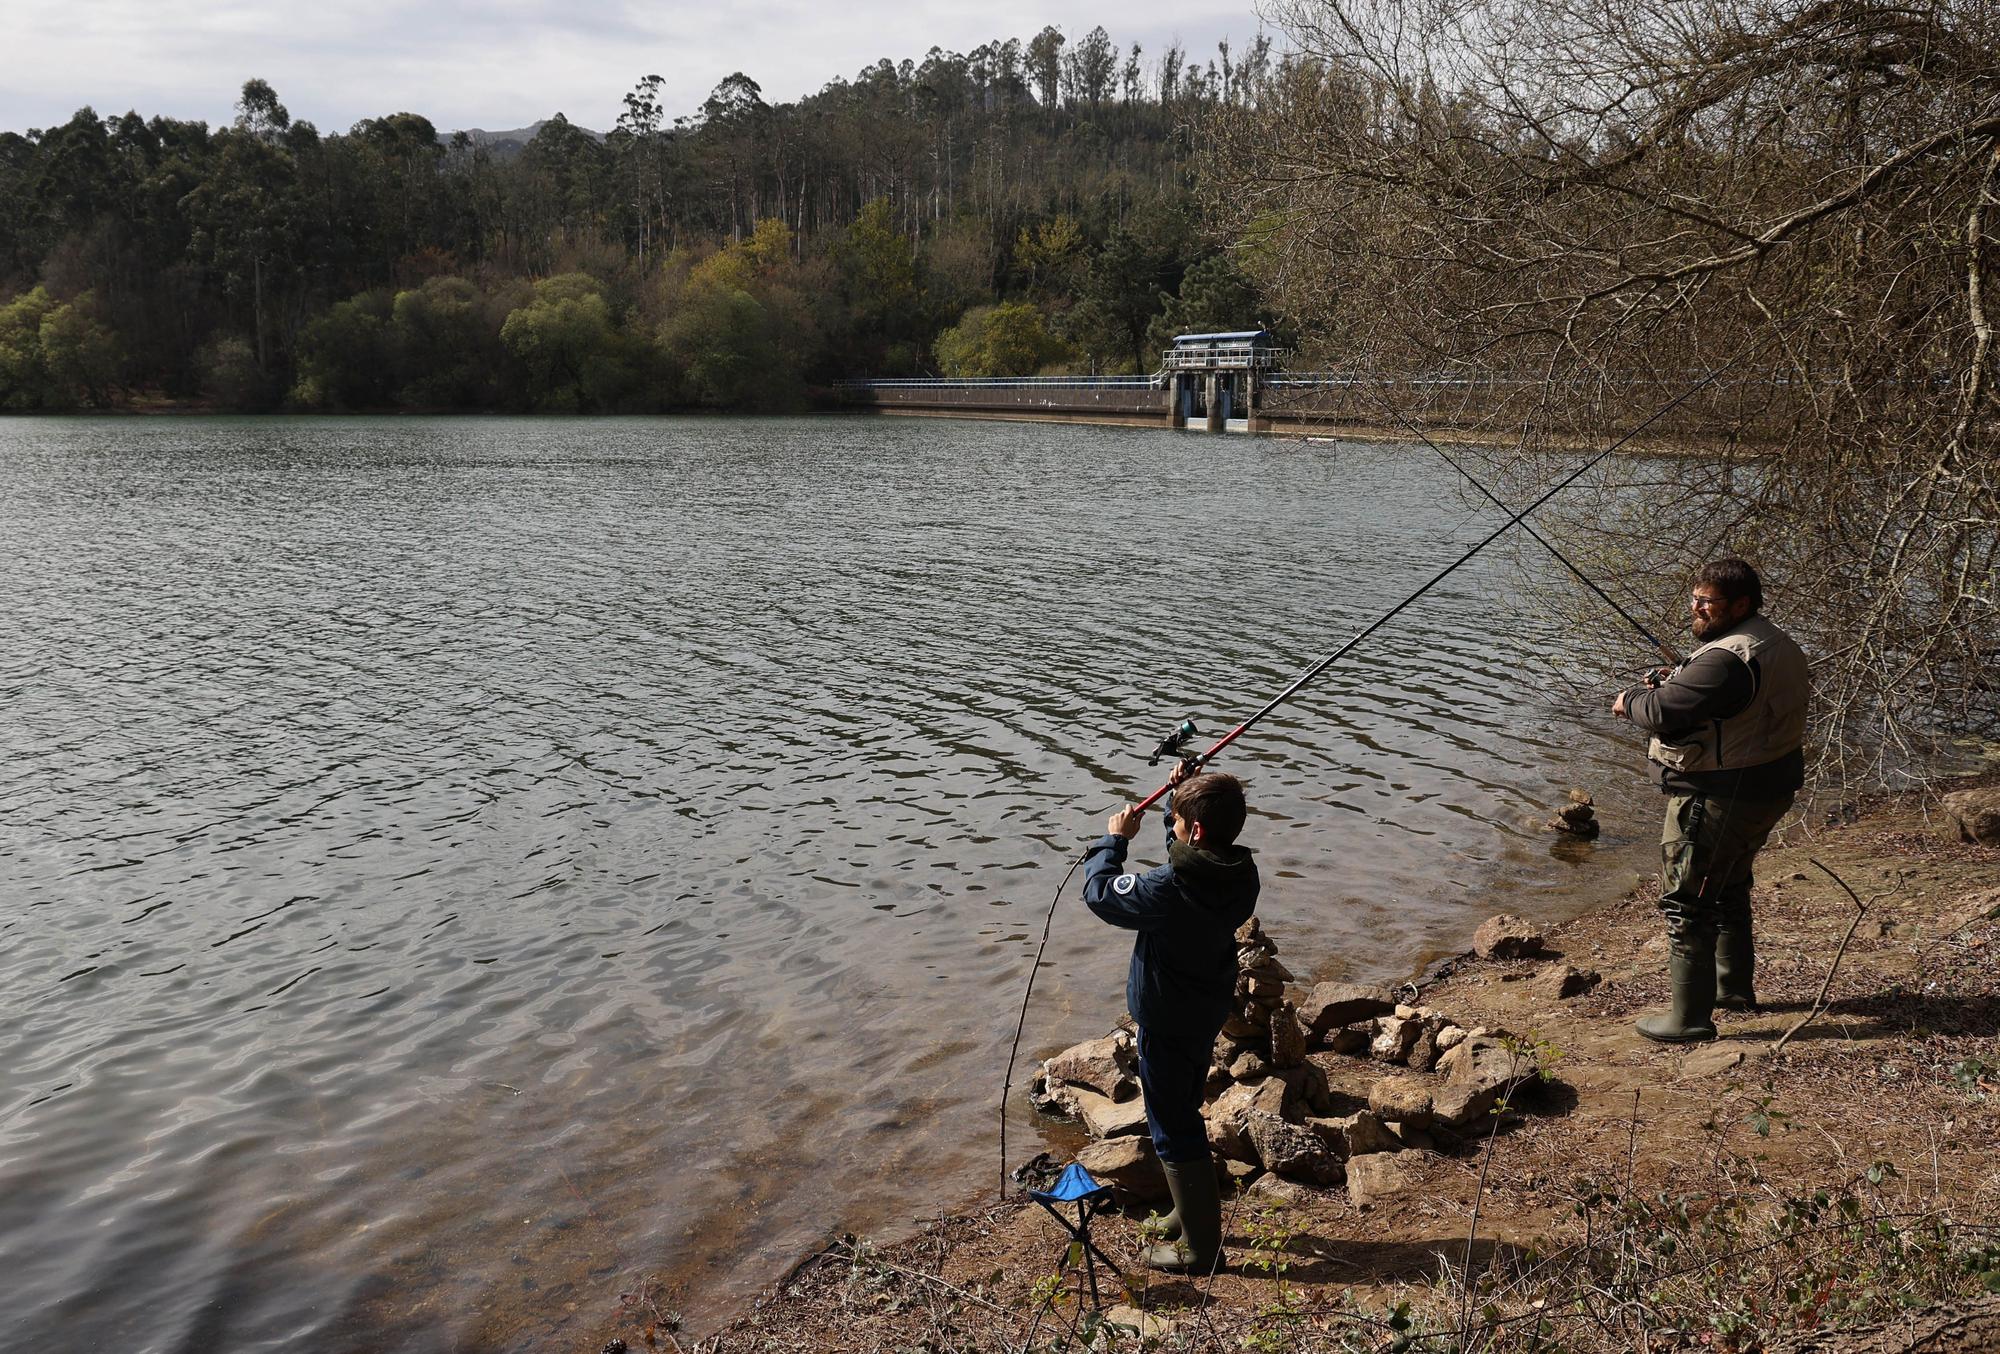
left=1107, top=804, right=1145, bottom=838
left=1168, top=759, right=1199, bottom=787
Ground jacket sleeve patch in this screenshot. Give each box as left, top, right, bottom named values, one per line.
left=1112, top=873, right=1138, bottom=896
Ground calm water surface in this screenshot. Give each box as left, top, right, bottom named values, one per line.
left=1, top=416, right=1661, bottom=1351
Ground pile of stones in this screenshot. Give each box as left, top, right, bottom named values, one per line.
left=1546, top=788, right=1600, bottom=839
left=1030, top=918, right=1544, bottom=1205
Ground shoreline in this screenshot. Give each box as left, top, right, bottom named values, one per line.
left=612, top=774, right=2000, bottom=1351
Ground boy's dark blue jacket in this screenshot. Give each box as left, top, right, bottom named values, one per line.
left=1081, top=810, right=1259, bottom=1038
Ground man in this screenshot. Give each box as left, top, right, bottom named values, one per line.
left=1612, top=559, right=1809, bottom=1043
left=1082, top=768, right=1258, bottom=1273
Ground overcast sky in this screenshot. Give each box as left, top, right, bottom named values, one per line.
left=5, top=1, right=1280, bottom=135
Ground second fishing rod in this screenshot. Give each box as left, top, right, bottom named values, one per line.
left=1125, top=366, right=1728, bottom=811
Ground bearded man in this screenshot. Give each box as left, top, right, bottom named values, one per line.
left=1612, top=559, right=1809, bottom=1043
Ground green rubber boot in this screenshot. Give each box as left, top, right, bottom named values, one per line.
left=1714, top=923, right=1759, bottom=1013
left=1636, top=942, right=1718, bottom=1044
left=1140, top=1158, right=1222, bottom=1273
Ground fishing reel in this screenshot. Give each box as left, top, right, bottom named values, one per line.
left=1147, top=718, right=1200, bottom=767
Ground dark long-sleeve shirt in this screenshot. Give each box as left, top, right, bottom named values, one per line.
left=1622, top=647, right=1804, bottom=797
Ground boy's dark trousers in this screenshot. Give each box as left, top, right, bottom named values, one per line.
left=1136, top=1024, right=1218, bottom=1162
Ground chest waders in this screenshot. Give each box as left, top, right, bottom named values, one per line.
left=1638, top=620, right=1808, bottom=1042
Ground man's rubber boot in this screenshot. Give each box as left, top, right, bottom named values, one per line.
left=1636, top=944, right=1718, bottom=1044
left=1140, top=1159, right=1222, bottom=1273
left=1714, top=925, right=1759, bottom=1012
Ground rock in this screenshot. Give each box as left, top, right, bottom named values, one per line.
left=1246, top=1172, right=1324, bottom=1207
left=1222, top=1013, right=1264, bottom=1040
left=1370, top=1016, right=1423, bottom=1063
left=1044, top=1036, right=1136, bottom=1100
left=1262, top=1061, right=1330, bottom=1119
left=1473, top=914, right=1547, bottom=960
left=1244, top=1110, right=1344, bottom=1184
left=1072, top=1089, right=1150, bottom=1139
left=1434, top=1024, right=1466, bottom=1053
left=1368, top=1076, right=1434, bottom=1126
left=1269, top=1002, right=1307, bottom=1069
left=1204, top=1078, right=1288, bottom=1159
left=1221, top=1157, right=1263, bottom=1186
left=1076, top=1136, right=1168, bottom=1203
left=1325, top=1027, right=1370, bottom=1056
left=1244, top=975, right=1287, bottom=998
left=1309, top=1110, right=1401, bottom=1158
left=1406, top=1023, right=1442, bottom=1074
left=1027, top=1071, right=1080, bottom=1116
left=1235, top=917, right=1269, bottom=947
left=1432, top=1035, right=1540, bottom=1129
left=1228, top=1049, right=1271, bottom=1081
left=1943, top=887, right=2000, bottom=931
left=1680, top=1045, right=1745, bottom=1078
left=1346, top=1151, right=1421, bottom=1205
left=1533, top=965, right=1601, bottom=1001
left=1293, top=1059, right=1334, bottom=1116
left=1567, top=789, right=1593, bottom=806
left=1243, top=955, right=1295, bottom=983
left=1549, top=805, right=1602, bottom=839
left=1102, top=1305, right=1176, bottom=1343
left=1388, top=1122, right=1436, bottom=1151
left=1940, top=788, right=2000, bottom=846
left=1299, top=982, right=1396, bottom=1035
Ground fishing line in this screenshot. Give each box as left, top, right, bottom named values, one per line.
left=997, top=359, right=1740, bottom=1199
left=1367, top=386, right=1684, bottom=668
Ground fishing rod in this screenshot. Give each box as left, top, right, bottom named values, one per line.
left=1123, top=364, right=1730, bottom=813
left=1367, top=387, right=1684, bottom=669
left=997, top=357, right=1738, bottom=1196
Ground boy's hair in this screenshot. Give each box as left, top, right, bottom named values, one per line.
left=1696, top=558, right=1763, bottom=611
left=1173, top=772, right=1247, bottom=847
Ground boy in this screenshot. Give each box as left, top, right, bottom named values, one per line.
left=1082, top=768, right=1259, bottom=1273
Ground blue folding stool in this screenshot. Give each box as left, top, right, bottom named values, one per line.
left=1027, top=1162, right=1122, bottom=1307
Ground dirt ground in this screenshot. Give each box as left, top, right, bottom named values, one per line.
left=603, top=776, right=2000, bottom=1353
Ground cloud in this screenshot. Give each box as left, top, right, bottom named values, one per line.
left=3, top=0, right=1269, bottom=134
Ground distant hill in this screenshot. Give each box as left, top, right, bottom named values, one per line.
left=453, top=119, right=603, bottom=153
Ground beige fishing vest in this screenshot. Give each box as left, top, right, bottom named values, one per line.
left=1648, top=614, right=1809, bottom=775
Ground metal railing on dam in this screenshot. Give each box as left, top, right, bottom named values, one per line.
left=831, top=370, right=1791, bottom=438
left=833, top=375, right=1168, bottom=424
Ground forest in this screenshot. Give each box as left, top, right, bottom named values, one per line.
left=0, top=27, right=1283, bottom=413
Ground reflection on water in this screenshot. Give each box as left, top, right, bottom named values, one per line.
left=0, top=415, right=1660, bottom=1350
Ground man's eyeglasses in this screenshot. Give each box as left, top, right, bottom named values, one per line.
left=1690, top=593, right=1728, bottom=612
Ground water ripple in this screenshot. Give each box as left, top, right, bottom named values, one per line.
left=0, top=414, right=1663, bottom=1350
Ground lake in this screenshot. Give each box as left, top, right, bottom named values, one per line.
left=0, top=415, right=1662, bottom=1351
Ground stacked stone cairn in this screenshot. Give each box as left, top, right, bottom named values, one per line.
left=1031, top=917, right=1542, bottom=1205
left=1547, top=788, right=1600, bottom=839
